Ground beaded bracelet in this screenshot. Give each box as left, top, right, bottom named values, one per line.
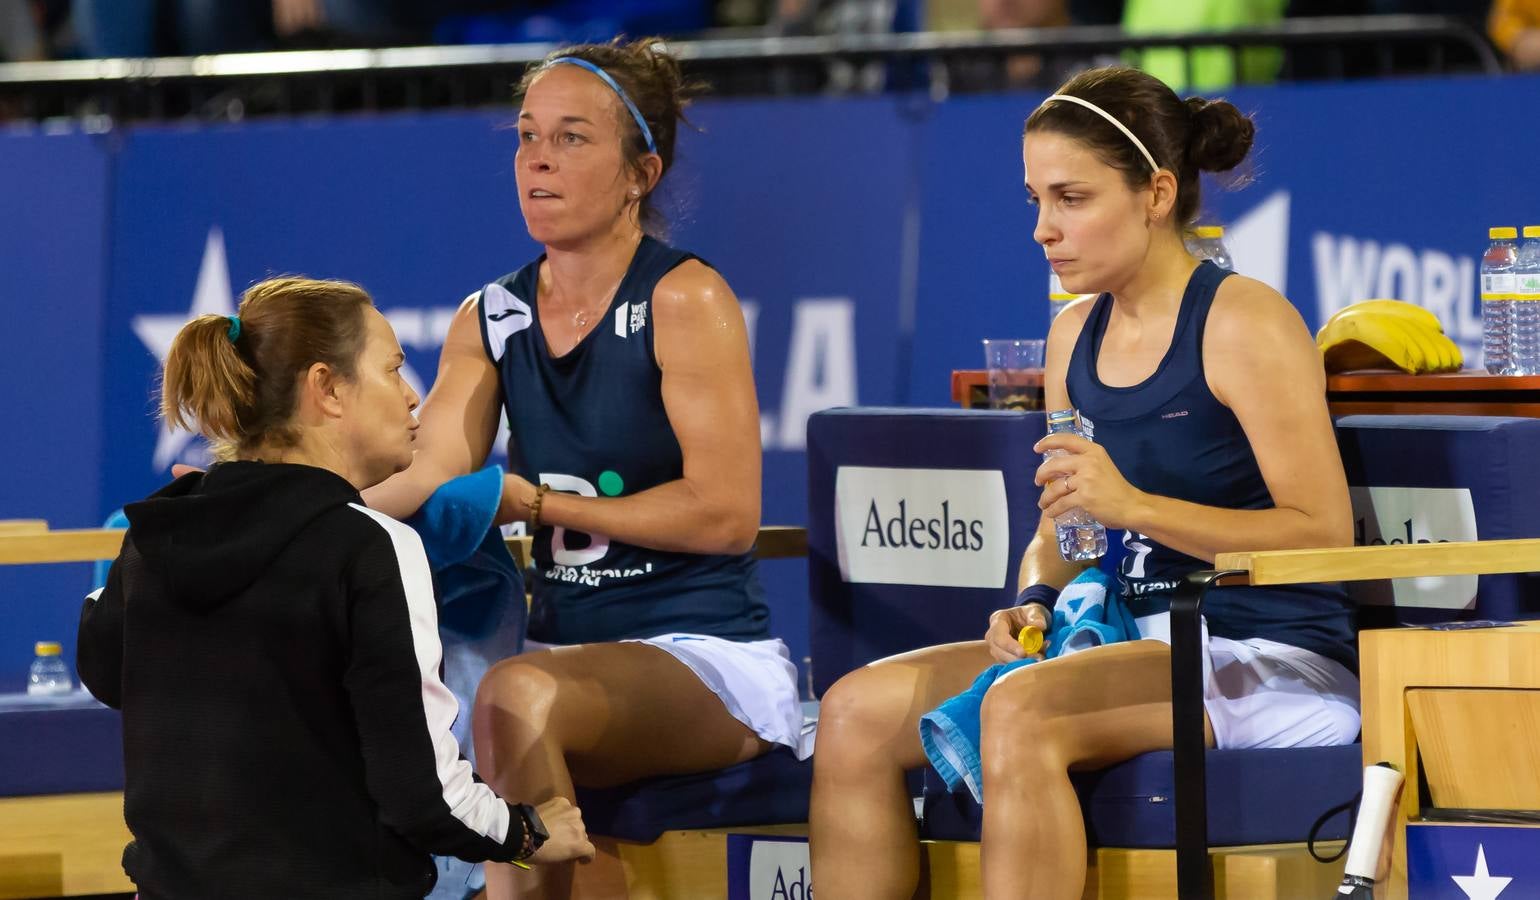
left=528, top=483, right=552, bottom=531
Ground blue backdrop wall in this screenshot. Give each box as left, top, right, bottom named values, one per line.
left=1, top=130, right=113, bottom=688
left=2, top=73, right=1537, bottom=688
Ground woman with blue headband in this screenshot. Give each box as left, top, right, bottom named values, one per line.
left=809, top=65, right=1360, bottom=899
left=364, top=39, right=803, bottom=900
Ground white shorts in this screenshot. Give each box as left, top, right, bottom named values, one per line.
left=524, top=634, right=812, bottom=760
left=1136, top=613, right=1361, bottom=751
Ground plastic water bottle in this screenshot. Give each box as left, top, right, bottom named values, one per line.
left=1482, top=226, right=1519, bottom=374
left=1511, top=226, right=1540, bottom=375
left=26, top=642, right=73, bottom=696
left=1185, top=225, right=1234, bottom=271
left=1045, top=408, right=1107, bottom=562
left=1048, top=272, right=1078, bottom=322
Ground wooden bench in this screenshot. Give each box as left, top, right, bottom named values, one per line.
left=10, top=526, right=1533, bottom=898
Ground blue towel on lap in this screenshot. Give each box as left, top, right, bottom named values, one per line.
left=918, top=568, right=1132, bottom=803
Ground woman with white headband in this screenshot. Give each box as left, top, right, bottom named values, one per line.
left=810, top=65, right=1358, bottom=899
left=364, top=39, right=805, bottom=900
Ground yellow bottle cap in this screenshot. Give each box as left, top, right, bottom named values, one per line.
left=1017, top=625, right=1044, bottom=656
left=34, top=642, right=62, bottom=656
left=1193, top=225, right=1224, bottom=239
left=1525, top=226, right=1540, bottom=239
left=1491, top=227, right=1519, bottom=240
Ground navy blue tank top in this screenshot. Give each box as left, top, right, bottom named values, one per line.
left=1066, top=262, right=1356, bottom=671
left=476, top=236, right=769, bottom=645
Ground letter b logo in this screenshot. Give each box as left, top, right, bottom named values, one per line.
left=538, top=473, right=611, bottom=567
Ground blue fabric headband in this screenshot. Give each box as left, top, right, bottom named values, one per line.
left=543, top=56, right=657, bottom=154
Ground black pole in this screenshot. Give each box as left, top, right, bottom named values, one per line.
left=1170, top=569, right=1242, bottom=900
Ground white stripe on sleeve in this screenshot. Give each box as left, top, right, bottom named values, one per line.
left=349, top=503, right=510, bottom=844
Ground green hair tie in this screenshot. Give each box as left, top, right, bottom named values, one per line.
left=226, top=315, right=241, bottom=343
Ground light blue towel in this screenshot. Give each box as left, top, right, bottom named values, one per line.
left=918, top=568, right=1133, bottom=803
left=404, top=465, right=505, bottom=572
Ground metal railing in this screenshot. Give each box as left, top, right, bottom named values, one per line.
left=0, top=15, right=1500, bottom=124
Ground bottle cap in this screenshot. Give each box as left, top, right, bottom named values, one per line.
left=1524, top=226, right=1540, bottom=239
left=1045, top=408, right=1082, bottom=436
left=1193, top=225, right=1224, bottom=239
left=1491, top=227, right=1518, bottom=240
left=1017, top=625, right=1044, bottom=655
left=34, top=641, right=62, bottom=656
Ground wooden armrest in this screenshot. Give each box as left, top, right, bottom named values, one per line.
left=1214, top=537, right=1540, bottom=587
left=0, top=529, right=125, bottom=565
left=745, top=525, right=809, bottom=559
left=503, top=525, right=808, bottom=570
left=0, top=525, right=811, bottom=570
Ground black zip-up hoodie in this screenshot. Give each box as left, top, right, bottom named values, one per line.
left=77, top=462, right=527, bottom=899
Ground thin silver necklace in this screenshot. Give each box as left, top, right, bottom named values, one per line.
left=564, top=273, right=625, bottom=331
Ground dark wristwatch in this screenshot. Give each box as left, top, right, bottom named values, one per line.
left=515, top=803, right=549, bottom=860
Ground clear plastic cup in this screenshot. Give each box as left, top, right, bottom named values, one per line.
left=982, top=339, right=1046, bottom=410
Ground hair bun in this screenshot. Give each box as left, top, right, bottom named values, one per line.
left=1185, top=97, right=1254, bottom=173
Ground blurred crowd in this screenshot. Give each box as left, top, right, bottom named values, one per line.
left=0, top=0, right=1535, bottom=75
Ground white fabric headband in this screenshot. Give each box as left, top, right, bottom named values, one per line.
left=1040, top=94, right=1160, bottom=174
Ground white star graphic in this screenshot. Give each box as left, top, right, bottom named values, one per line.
left=130, top=227, right=234, bottom=471
left=1453, top=845, right=1512, bottom=900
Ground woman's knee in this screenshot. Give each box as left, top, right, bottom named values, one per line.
left=980, top=666, right=1052, bottom=724
left=979, top=669, right=1061, bottom=771
left=815, top=667, right=914, bottom=764
left=473, top=656, right=562, bottom=740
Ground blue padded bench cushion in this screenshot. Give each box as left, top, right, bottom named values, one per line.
left=0, top=692, right=124, bottom=797
left=574, top=747, right=811, bottom=843
left=920, top=744, right=1361, bottom=848
left=0, top=692, right=813, bottom=843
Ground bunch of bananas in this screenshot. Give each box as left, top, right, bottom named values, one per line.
left=1315, top=300, right=1463, bottom=374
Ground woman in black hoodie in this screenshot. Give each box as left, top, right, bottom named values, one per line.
left=77, top=276, right=594, bottom=899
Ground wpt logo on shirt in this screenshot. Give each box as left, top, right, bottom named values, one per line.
left=833, top=466, right=1009, bottom=589
left=726, top=835, right=812, bottom=900
left=1348, top=486, right=1477, bottom=609
left=615, top=300, right=648, bottom=337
